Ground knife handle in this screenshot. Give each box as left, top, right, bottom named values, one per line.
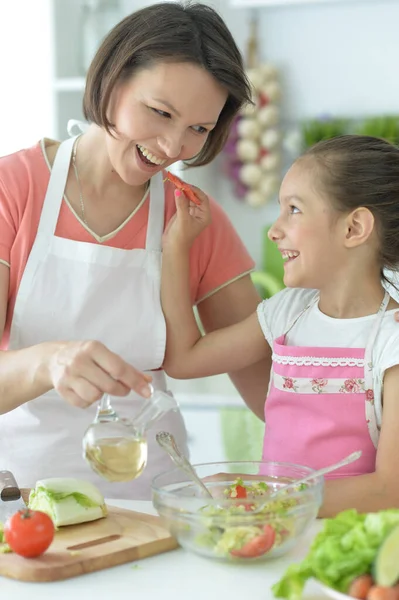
left=0, top=470, right=22, bottom=501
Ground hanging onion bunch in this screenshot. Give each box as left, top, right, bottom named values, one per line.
left=224, top=63, right=282, bottom=208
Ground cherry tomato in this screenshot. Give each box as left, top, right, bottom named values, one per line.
left=230, top=524, right=276, bottom=559
left=347, top=574, right=373, bottom=599
left=4, top=509, right=55, bottom=558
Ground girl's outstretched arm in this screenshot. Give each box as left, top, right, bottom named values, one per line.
left=161, top=189, right=270, bottom=380
left=320, top=364, right=399, bottom=517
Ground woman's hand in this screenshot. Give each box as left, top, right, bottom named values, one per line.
left=46, top=340, right=153, bottom=408
left=163, top=186, right=211, bottom=251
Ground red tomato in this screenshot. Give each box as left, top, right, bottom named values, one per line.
left=4, top=509, right=55, bottom=558
left=230, top=525, right=276, bottom=559
left=229, top=483, right=254, bottom=511
left=234, top=484, right=247, bottom=499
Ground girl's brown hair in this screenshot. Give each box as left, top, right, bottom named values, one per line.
left=304, top=135, right=399, bottom=285
left=83, top=1, right=252, bottom=167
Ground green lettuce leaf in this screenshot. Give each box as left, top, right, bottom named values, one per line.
left=34, top=488, right=99, bottom=508
left=273, top=509, right=399, bottom=600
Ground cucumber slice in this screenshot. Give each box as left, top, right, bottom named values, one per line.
left=374, top=523, right=399, bottom=586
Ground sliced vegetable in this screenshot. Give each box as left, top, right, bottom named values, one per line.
left=234, top=484, right=247, bottom=499
left=230, top=524, right=276, bottom=558
left=165, top=171, right=201, bottom=206
left=226, top=479, right=255, bottom=511
left=4, top=509, right=54, bottom=558
left=28, top=477, right=107, bottom=527
left=373, top=524, right=399, bottom=587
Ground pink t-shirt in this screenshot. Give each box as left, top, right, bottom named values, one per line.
left=0, top=140, right=254, bottom=349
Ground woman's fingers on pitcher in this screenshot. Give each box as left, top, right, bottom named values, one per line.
left=70, top=378, right=103, bottom=406
left=78, top=361, right=131, bottom=397
left=87, top=342, right=152, bottom=397
left=57, top=383, right=95, bottom=409
left=94, top=347, right=153, bottom=397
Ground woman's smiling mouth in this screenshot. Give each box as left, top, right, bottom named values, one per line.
left=136, top=144, right=167, bottom=166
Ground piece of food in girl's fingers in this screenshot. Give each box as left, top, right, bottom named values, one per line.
left=165, top=171, right=201, bottom=206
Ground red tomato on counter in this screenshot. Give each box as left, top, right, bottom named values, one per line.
left=4, top=509, right=55, bottom=558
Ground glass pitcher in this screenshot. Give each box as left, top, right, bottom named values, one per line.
left=82, top=389, right=177, bottom=482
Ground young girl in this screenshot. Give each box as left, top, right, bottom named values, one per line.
left=161, top=135, right=399, bottom=517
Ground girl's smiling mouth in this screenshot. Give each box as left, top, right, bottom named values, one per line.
left=281, top=250, right=300, bottom=262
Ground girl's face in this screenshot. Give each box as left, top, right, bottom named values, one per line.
left=105, top=61, right=228, bottom=186
left=268, top=158, right=348, bottom=291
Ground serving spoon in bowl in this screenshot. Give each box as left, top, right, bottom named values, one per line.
left=156, top=431, right=362, bottom=510
left=156, top=431, right=213, bottom=499
left=252, top=450, right=362, bottom=513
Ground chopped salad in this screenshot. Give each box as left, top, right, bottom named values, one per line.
left=194, top=478, right=308, bottom=560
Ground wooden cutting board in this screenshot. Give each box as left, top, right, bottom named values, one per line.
left=0, top=489, right=178, bottom=582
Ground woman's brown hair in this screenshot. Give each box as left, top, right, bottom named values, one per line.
left=303, top=135, right=399, bottom=286
left=83, top=1, right=252, bottom=167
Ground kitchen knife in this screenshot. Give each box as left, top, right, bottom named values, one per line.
left=0, top=470, right=27, bottom=522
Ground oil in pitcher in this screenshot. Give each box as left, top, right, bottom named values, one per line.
left=83, top=389, right=178, bottom=482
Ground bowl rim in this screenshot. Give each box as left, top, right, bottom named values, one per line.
left=151, top=459, right=324, bottom=504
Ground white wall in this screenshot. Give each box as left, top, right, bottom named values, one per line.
left=0, top=0, right=54, bottom=156
left=180, top=0, right=399, bottom=266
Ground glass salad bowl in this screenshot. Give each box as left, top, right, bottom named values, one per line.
left=152, top=460, right=324, bottom=562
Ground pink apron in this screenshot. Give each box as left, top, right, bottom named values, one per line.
left=262, top=292, right=389, bottom=478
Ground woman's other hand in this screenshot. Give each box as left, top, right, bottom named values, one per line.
left=163, top=186, right=211, bottom=251
left=46, top=340, right=153, bottom=408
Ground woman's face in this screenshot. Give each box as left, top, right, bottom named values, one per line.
left=105, top=61, right=228, bottom=186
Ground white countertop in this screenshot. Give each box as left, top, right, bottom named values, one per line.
left=0, top=500, right=330, bottom=600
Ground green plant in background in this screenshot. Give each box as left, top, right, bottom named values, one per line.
left=355, top=116, right=399, bottom=145
left=220, top=407, right=264, bottom=462
left=300, top=115, right=399, bottom=150
left=250, top=225, right=286, bottom=301
left=301, top=117, right=348, bottom=149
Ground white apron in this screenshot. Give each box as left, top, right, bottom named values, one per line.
left=0, top=133, right=189, bottom=499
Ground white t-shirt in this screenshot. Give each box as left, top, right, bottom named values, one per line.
left=257, top=287, right=399, bottom=427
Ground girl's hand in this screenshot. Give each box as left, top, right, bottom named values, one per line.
left=46, top=340, right=153, bottom=408
left=163, top=186, right=211, bottom=251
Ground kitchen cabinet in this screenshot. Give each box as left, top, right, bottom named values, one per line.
left=230, top=0, right=376, bottom=6
left=51, top=0, right=120, bottom=139
left=50, top=0, right=224, bottom=140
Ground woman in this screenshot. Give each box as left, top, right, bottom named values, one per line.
left=0, top=2, right=266, bottom=499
